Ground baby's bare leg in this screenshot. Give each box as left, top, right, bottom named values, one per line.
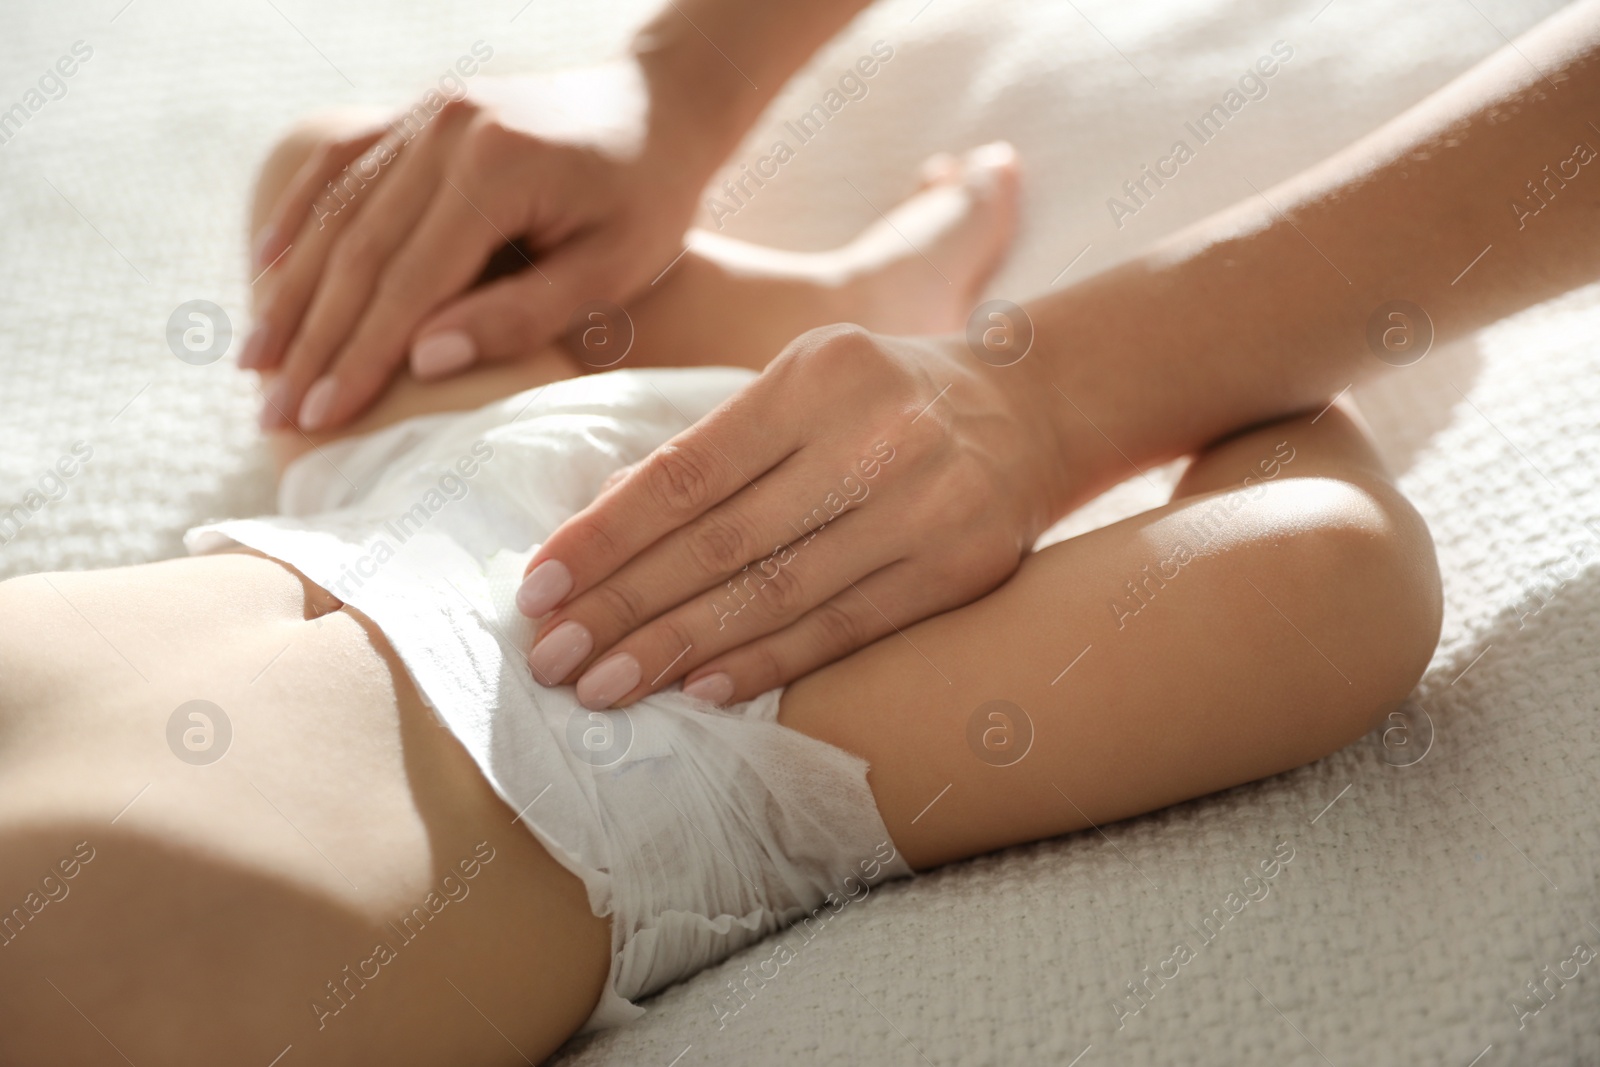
left=780, top=401, right=1442, bottom=870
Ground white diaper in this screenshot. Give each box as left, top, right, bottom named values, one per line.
left=185, top=368, right=911, bottom=1030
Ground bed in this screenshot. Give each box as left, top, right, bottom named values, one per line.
left=2, top=0, right=1595, bottom=1062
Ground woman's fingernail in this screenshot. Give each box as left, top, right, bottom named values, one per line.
left=682, top=672, right=735, bottom=706
left=411, top=331, right=476, bottom=380
left=517, top=560, right=573, bottom=617
left=576, top=653, right=641, bottom=710
left=259, top=379, right=293, bottom=430
left=298, top=377, right=338, bottom=431
left=528, top=621, right=593, bottom=686
left=237, top=326, right=268, bottom=369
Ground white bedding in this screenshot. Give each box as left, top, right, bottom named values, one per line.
left=2, top=0, right=1596, bottom=1062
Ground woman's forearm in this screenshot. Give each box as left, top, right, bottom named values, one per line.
left=1012, top=0, right=1600, bottom=507
left=630, top=0, right=876, bottom=182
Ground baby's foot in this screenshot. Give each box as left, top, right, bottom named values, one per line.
left=837, top=141, right=1022, bottom=335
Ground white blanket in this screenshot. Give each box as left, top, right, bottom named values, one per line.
left=2, top=0, right=1595, bottom=1062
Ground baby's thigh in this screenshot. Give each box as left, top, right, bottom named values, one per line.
left=0, top=557, right=608, bottom=1067
left=781, top=453, right=1438, bottom=871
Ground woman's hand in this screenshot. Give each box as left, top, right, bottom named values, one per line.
left=246, top=62, right=715, bottom=433
left=516, top=324, right=1072, bottom=708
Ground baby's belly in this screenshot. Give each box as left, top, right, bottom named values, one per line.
left=0, top=552, right=431, bottom=892
left=0, top=551, right=612, bottom=1061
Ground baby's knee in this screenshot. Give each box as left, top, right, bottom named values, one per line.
left=1253, top=476, right=1442, bottom=720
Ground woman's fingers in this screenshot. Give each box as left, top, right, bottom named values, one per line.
left=268, top=109, right=482, bottom=428
left=519, top=382, right=801, bottom=618
left=247, top=134, right=393, bottom=388
left=289, top=179, right=509, bottom=430
left=268, top=136, right=486, bottom=428
left=509, top=327, right=1056, bottom=709
left=250, top=121, right=388, bottom=280
left=535, top=509, right=902, bottom=708
left=408, top=227, right=639, bottom=374
left=526, top=461, right=880, bottom=696
left=654, top=561, right=936, bottom=708
left=687, top=563, right=934, bottom=704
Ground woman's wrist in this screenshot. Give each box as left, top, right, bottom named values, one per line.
left=932, top=332, right=1082, bottom=533
left=1020, top=0, right=1600, bottom=496
left=628, top=0, right=877, bottom=198
left=1011, top=257, right=1246, bottom=512
left=1016, top=243, right=1372, bottom=509
left=628, top=21, right=764, bottom=191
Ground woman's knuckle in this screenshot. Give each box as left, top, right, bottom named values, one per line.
left=588, top=580, right=647, bottom=630
left=306, top=138, right=343, bottom=174
left=754, top=559, right=806, bottom=617
left=436, top=95, right=472, bottom=120
left=462, top=115, right=519, bottom=169
left=651, top=617, right=697, bottom=665
left=332, top=129, right=371, bottom=154
left=776, top=324, right=867, bottom=374
left=810, top=599, right=869, bottom=655
left=646, top=445, right=714, bottom=514
left=817, top=325, right=878, bottom=364
left=821, top=321, right=874, bottom=347
left=425, top=95, right=479, bottom=136
left=687, top=513, right=755, bottom=575
left=568, top=515, right=620, bottom=560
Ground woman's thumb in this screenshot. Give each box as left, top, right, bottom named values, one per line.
left=408, top=241, right=627, bottom=378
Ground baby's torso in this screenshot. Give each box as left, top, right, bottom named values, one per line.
left=0, top=552, right=616, bottom=1059
left=0, top=552, right=442, bottom=881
